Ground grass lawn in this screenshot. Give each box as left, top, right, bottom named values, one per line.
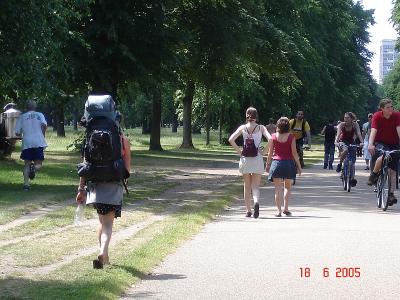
left=0, top=127, right=324, bottom=299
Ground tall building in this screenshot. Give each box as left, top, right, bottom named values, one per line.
left=379, top=39, right=400, bottom=83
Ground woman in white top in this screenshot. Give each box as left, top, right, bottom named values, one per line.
left=229, top=107, right=271, bottom=218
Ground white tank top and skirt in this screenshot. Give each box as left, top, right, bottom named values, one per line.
left=238, top=127, right=265, bottom=175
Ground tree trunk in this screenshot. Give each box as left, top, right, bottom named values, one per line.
left=180, top=80, right=195, bottom=149
left=205, top=88, right=210, bottom=145
left=56, top=104, right=65, bottom=137
left=73, top=110, right=78, bottom=131
left=171, top=113, right=178, bottom=133
left=53, top=114, right=57, bottom=132
left=219, top=105, right=223, bottom=145
left=149, top=87, right=163, bottom=151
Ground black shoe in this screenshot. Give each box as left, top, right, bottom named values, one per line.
left=245, top=211, right=252, bottom=217
left=336, top=163, right=342, bottom=173
left=93, top=259, right=103, bottom=269
left=350, top=179, right=357, bottom=187
left=367, top=172, right=379, bottom=186
left=364, top=166, right=370, bottom=171
left=23, top=185, right=30, bottom=191
left=329, top=164, right=333, bottom=170
left=29, top=163, right=36, bottom=180
left=389, top=193, right=397, bottom=205
left=323, top=163, right=328, bottom=169
left=253, top=203, right=259, bottom=218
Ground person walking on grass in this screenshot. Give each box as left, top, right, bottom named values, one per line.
left=265, top=117, right=302, bottom=217
left=229, top=107, right=271, bottom=218
left=14, top=100, right=47, bottom=191
left=76, top=131, right=131, bottom=269
left=76, top=96, right=131, bottom=269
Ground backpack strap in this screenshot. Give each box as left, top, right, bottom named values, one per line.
left=249, top=125, right=259, bottom=135
left=290, top=119, right=296, bottom=130
left=244, top=125, right=259, bottom=137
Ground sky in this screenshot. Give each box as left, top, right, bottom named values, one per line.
left=360, top=0, right=398, bottom=81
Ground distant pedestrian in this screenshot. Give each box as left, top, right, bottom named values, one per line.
left=229, top=107, right=271, bottom=218
left=266, top=118, right=276, bottom=135
left=265, top=117, right=302, bottom=217
left=320, top=120, right=336, bottom=169
left=362, top=113, right=373, bottom=170
left=355, top=119, right=363, bottom=157
left=14, top=100, right=47, bottom=191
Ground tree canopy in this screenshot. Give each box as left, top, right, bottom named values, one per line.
left=1, top=0, right=378, bottom=146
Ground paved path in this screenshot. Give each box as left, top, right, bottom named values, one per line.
left=122, top=160, right=400, bottom=300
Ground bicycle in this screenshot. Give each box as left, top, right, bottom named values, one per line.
left=336, top=143, right=357, bottom=192
left=375, top=149, right=400, bottom=211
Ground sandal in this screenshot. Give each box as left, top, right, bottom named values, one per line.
left=245, top=211, right=252, bottom=218
left=275, top=213, right=281, bottom=217
left=283, top=211, right=292, bottom=216
left=93, top=255, right=104, bottom=269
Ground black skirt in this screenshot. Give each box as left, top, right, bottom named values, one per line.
left=93, top=203, right=122, bottom=218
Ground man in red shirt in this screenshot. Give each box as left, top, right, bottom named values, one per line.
left=368, top=99, right=400, bottom=205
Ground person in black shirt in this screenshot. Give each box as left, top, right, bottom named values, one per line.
left=321, top=120, right=336, bottom=169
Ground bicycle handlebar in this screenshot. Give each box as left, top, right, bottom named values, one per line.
left=335, top=143, right=360, bottom=148
left=375, top=149, right=400, bottom=156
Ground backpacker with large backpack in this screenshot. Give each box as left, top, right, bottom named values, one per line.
left=77, top=95, right=130, bottom=184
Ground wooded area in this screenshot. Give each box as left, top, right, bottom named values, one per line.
left=0, top=1, right=381, bottom=149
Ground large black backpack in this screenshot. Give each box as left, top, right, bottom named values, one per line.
left=77, top=95, right=129, bottom=182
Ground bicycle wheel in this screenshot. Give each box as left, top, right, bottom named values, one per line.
left=347, top=162, right=354, bottom=192
left=381, top=169, right=390, bottom=211
left=376, top=173, right=382, bottom=208
left=342, top=160, right=348, bottom=191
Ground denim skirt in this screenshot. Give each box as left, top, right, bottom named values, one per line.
left=268, top=159, right=296, bottom=182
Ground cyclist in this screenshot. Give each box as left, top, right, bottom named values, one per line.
left=289, top=110, right=311, bottom=168
left=335, top=112, right=363, bottom=187
left=367, top=99, right=400, bottom=205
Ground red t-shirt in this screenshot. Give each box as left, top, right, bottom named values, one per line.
left=371, top=111, right=400, bottom=145
left=272, top=133, right=294, bottom=160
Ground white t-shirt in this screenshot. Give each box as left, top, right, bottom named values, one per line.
left=15, top=111, right=48, bottom=150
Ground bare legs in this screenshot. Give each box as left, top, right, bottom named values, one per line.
left=23, top=160, right=43, bottom=187
left=23, top=161, right=30, bottom=186
left=273, top=178, right=293, bottom=216
left=33, top=159, right=43, bottom=172
left=339, top=149, right=348, bottom=164
left=243, top=173, right=262, bottom=215
left=97, top=211, right=115, bottom=265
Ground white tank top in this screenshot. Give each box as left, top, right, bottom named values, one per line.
left=242, top=125, right=262, bottom=147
